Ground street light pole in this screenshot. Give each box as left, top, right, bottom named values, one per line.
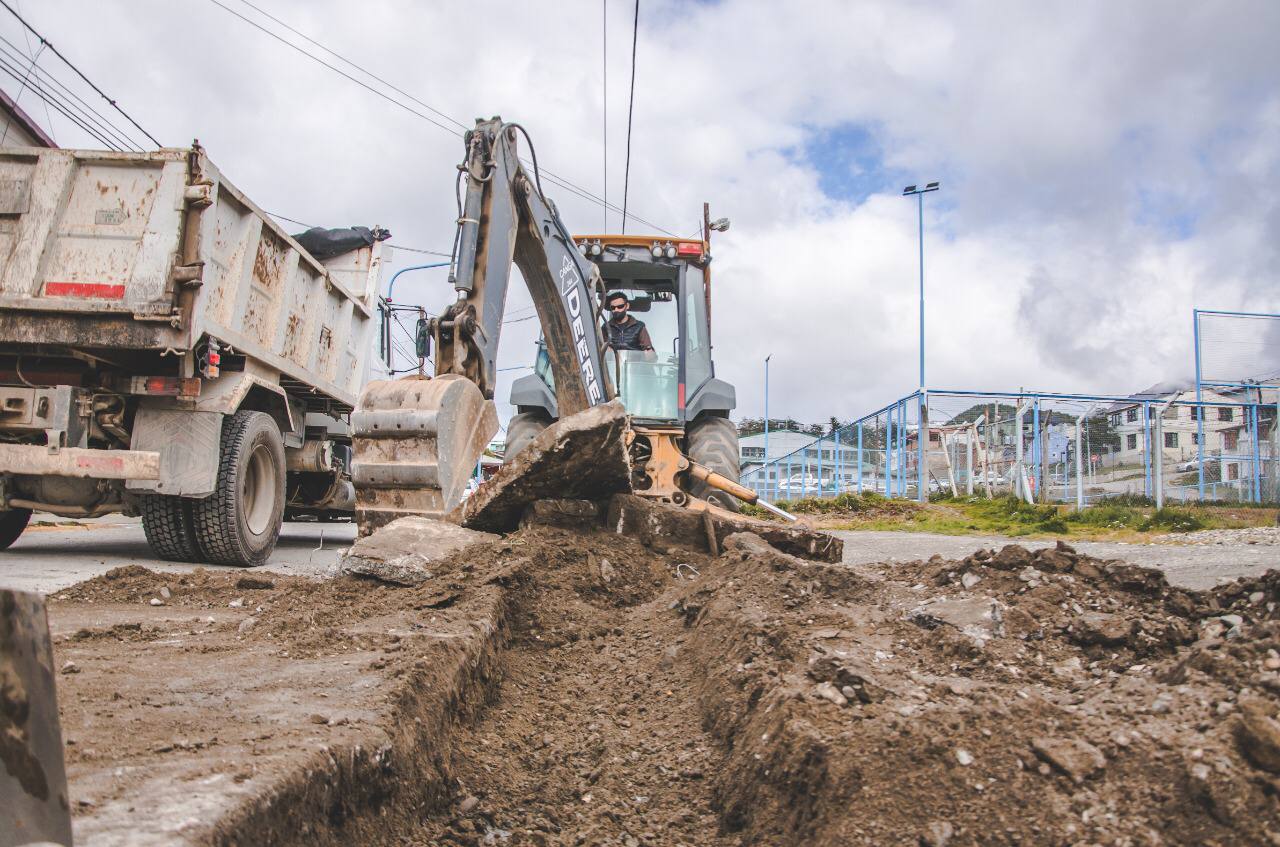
left=764, top=354, right=772, bottom=468
left=901, top=182, right=939, bottom=390
left=903, top=182, right=939, bottom=503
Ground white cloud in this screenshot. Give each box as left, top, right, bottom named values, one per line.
left=9, top=0, right=1278, bottom=430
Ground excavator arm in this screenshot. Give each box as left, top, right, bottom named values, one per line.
left=434, top=119, right=614, bottom=414
left=352, top=118, right=616, bottom=533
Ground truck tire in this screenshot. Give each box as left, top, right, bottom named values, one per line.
left=0, top=507, right=31, bottom=550
left=504, top=411, right=552, bottom=462
left=192, top=411, right=286, bottom=567
left=687, top=415, right=742, bottom=512
left=140, top=495, right=202, bottom=562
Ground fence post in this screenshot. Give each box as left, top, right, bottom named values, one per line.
left=857, top=421, right=864, bottom=494
left=1194, top=311, right=1206, bottom=500
left=1075, top=415, right=1084, bottom=510
left=1015, top=402, right=1026, bottom=500
left=917, top=393, right=928, bottom=503
left=886, top=408, right=894, bottom=497
left=1154, top=409, right=1164, bottom=509
left=816, top=435, right=825, bottom=498
left=1142, top=401, right=1152, bottom=500
left=1033, top=398, right=1042, bottom=502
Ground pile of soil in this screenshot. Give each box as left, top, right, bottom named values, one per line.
left=49, top=523, right=1280, bottom=846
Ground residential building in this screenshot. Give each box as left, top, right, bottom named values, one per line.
left=1, top=88, right=56, bottom=149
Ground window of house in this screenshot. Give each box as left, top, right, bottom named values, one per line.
left=1218, top=408, right=1233, bottom=422
left=1126, top=434, right=1138, bottom=450
left=1164, top=431, right=1178, bottom=448
left=1110, top=413, right=1120, bottom=427
left=1192, top=433, right=1200, bottom=445
left=1126, top=408, right=1138, bottom=423
left=1227, top=463, right=1239, bottom=481
left=1224, top=431, right=1238, bottom=451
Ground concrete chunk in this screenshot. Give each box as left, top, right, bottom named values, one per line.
left=449, top=401, right=631, bottom=533
left=607, top=494, right=843, bottom=562
left=330, top=516, right=498, bottom=585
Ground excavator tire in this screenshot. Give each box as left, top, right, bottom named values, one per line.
left=687, top=415, right=742, bottom=512
left=352, top=374, right=498, bottom=536
left=504, top=411, right=553, bottom=463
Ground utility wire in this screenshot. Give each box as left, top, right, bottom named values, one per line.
left=0, top=33, right=39, bottom=147
left=233, top=0, right=468, bottom=133
left=0, top=0, right=161, bottom=146
left=14, top=0, right=53, bottom=143
left=0, top=37, right=143, bottom=150
left=621, top=0, right=639, bottom=233
left=0, top=56, right=118, bottom=149
left=209, top=0, right=679, bottom=237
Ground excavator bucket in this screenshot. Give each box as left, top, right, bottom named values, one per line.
left=352, top=374, right=498, bottom=535
left=1, top=589, right=74, bottom=847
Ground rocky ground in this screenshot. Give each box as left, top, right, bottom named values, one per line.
left=1153, top=526, right=1280, bottom=546
left=45, top=516, right=1280, bottom=846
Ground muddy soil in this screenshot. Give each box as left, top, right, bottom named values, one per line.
left=402, top=535, right=732, bottom=847
left=47, top=523, right=1280, bottom=846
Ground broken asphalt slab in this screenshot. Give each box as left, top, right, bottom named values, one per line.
left=329, top=516, right=498, bottom=585
left=448, top=400, right=631, bottom=533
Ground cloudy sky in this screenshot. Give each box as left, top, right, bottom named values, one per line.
left=6, top=0, right=1278, bottom=429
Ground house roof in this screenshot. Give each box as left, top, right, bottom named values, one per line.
left=0, top=87, right=56, bottom=148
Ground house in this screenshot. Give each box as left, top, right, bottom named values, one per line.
left=1105, top=379, right=1261, bottom=476
left=1, top=88, right=56, bottom=149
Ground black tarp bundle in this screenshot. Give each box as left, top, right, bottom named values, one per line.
left=293, top=226, right=391, bottom=261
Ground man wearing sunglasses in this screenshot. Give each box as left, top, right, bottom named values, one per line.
left=603, top=291, right=654, bottom=355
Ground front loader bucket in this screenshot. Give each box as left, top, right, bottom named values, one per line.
left=1, top=589, right=74, bottom=847
left=351, top=374, right=498, bottom=536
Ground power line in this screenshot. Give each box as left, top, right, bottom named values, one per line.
left=0, top=0, right=161, bottom=147
left=234, top=0, right=469, bottom=134
left=0, top=55, right=119, bottom=149
left=621, top=0, right=639, bottom=233
left=208, top=0, right=679, bottom=237
left=14, top=0, right=53, bottom=144
left=0, top=36, right=144, bottom=150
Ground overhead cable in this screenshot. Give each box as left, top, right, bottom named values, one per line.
left=621, top=0, right=639, bottom=233
left=0, top=0, right=161, bottom=146
left=208, top=0, right=679, bottom=237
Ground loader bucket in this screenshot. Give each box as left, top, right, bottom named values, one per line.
left=351, top=374, right=498, bottom=535
left=1, top=589, right=73, bottom=847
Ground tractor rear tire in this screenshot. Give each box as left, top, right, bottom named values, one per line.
left=192, top=411, right=286, bottom=567
left=141, top=495, right=203, bottom=562
left=687, top=415, right=742, bottom=512
left=0, top=507, right=31, bottom=550
left=505, top=411, right=553, bottom=462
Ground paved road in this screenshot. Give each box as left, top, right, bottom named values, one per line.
left=831, top=529, right=1278, bottom=590
left=0, top=515, right=355, bottom=595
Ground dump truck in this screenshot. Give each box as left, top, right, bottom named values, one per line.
left=0, top=145, right=385, bottom=565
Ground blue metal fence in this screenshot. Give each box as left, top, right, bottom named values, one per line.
left=743, top=387, right=1278, bottom=507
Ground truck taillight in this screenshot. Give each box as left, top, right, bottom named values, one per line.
left=131, top=377, right=201, bottom=397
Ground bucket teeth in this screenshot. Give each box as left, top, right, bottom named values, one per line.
left=352, top=374, right=497, bottom=536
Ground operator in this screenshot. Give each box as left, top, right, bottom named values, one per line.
left=604, top=291, right=655, bottom=358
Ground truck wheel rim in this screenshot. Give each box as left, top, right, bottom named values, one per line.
left=245, top=443, right=276, bottom=536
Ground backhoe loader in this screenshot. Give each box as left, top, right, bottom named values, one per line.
left=351, top=118, right=761, bottom=533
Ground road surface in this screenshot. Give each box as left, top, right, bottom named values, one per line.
left=0, top=515, right=355, bottom=595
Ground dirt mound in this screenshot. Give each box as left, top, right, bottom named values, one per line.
left=50, top=520, right=1280, bottom=846
left=676, top=538, right=1280, bottom=846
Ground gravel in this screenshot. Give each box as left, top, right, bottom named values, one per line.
left=1151, top=526, right=1280, bottom=546
left=830, top=530, right=1278, bottom=590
